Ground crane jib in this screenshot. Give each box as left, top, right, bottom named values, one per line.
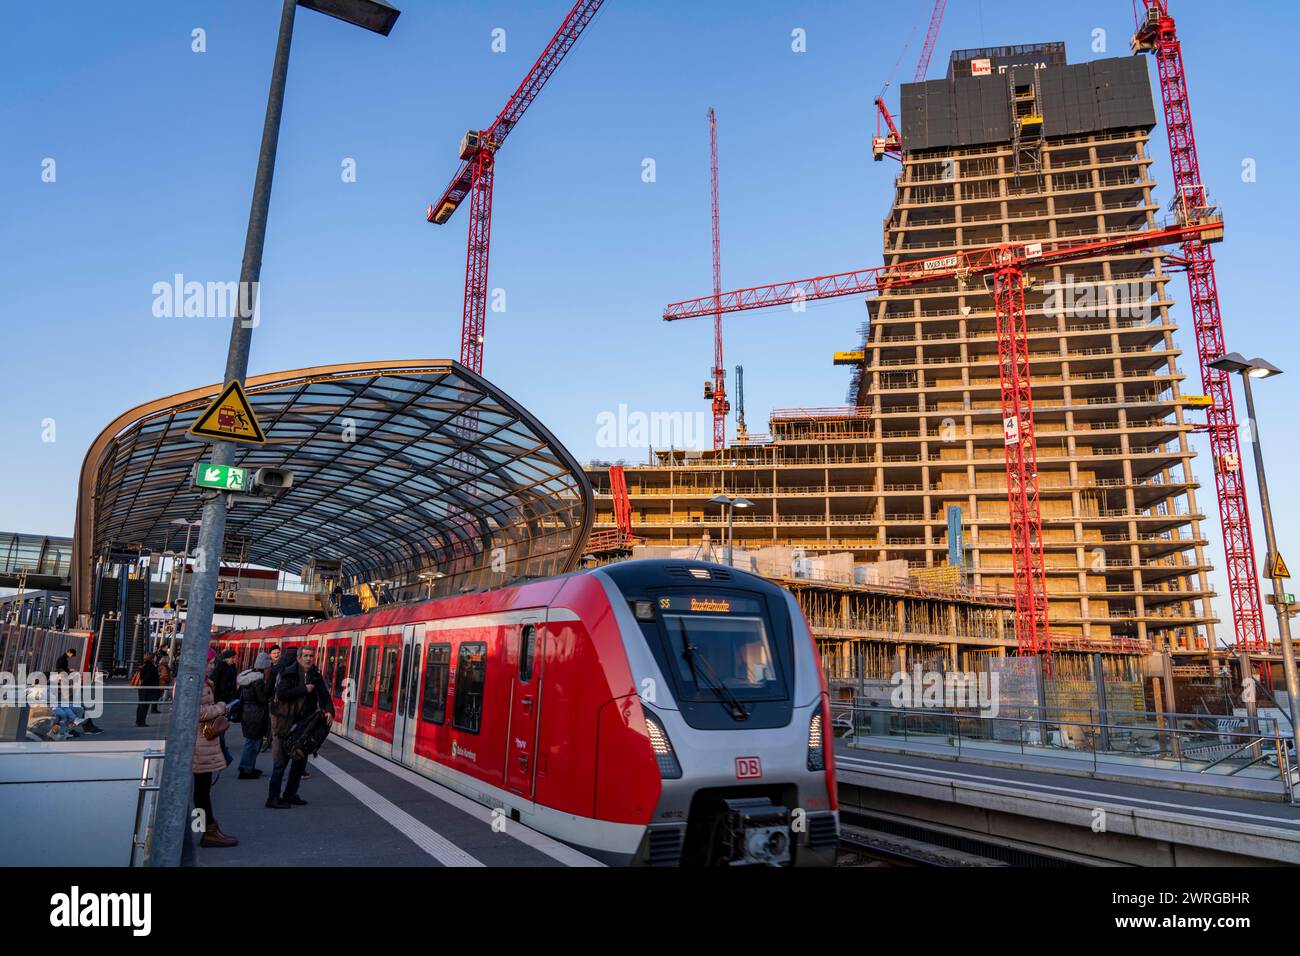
left=663, top=217, right=1224, bottom=321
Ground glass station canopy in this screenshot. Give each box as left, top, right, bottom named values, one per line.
left=72, top=360, right=592, bottom=619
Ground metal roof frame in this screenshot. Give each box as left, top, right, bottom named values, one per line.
left=72, top=360, right=592, bottom=618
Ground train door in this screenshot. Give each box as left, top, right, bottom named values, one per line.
left=504, top=617, right=544, bottom=800
left=391, top=624, right=421, bottom=761
left=353, top=632, right=402, bottom=743
left=341, top=632, right=361, bottom=734
left=324, top=637, right=351, bottom=719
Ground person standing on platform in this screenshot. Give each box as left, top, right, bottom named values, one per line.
left=236, top=652, right=273, bottom=779
left=194, top=656, right=238, bottom=849
left=156, top=655, right=172, bottom=711
left=266, top=646, right=333, bottom=809
left=210, top=648, right=238, bottom=767
left=134, top=653, right=160, bottom=727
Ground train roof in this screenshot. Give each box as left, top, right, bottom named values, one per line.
left=216, top=559, right=781, bottom=641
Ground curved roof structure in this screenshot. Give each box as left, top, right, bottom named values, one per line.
left=72, top=360, right=592, bottom=619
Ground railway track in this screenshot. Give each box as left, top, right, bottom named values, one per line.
left=837, top=810, right=1072, bottom=867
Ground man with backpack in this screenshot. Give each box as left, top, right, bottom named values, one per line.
left=266, top=646, right=333, bottom=809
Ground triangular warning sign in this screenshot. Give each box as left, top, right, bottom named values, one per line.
left=1273, top=553, right=1291, bottom=580
left=188, top=380, right=266, bottom=445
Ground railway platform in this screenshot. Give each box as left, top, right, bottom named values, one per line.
left=184, top=736, right=603, bottom=868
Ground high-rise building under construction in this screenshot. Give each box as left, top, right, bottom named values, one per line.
left=588, top=42, right=1217, bottom=668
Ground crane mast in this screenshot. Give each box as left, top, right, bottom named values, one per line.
left=706, top=107, right=728, bottom=450
left=735, top=364, right=747, bottom=443
left=1132, top=1, right=1265, bottom=652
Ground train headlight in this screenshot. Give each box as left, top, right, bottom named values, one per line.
left=643, top=710, right=683, bottom=779
left=806, top=710, right=825, bottom=772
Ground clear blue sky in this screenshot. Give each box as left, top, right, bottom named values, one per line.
left=3, top=1, right=1297, bottom=640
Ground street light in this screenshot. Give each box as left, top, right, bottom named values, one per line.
left=708, top=494, right=754, bottom=567
left=418, top=571, right=447, bottom=599
left=298, top=0, right=400, bottom=34
left=148, top=0, right=400, bottom=869
left=1208, top=352, right=1297, bottom=746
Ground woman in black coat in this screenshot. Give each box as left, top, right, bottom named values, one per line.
left=236, top=652, right=273, bottom=779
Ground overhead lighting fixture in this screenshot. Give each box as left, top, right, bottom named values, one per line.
left=297, top=0, right=401, bottom=35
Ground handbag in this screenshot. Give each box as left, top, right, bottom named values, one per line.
left=200, top=713, right=230, bottom=740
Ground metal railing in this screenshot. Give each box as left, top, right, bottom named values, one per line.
left=130, top=749, right=165, bottom=866
left=836, top=703, right=1296, bottom=802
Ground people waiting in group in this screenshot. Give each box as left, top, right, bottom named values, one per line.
left=173, top=640, right=336, bottom=853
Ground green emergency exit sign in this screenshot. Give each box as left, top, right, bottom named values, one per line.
left=193, top=463, right=248, bottom=492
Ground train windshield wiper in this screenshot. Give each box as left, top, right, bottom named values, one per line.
left=676, top=623, right=749, bottom=721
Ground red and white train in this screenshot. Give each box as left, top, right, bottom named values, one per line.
left=215, top=559, right=838, bottom=866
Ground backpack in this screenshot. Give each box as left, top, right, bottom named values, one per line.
left=287, top=711, right=330, bottom=762
left=270, top=666, right=294, bottom=720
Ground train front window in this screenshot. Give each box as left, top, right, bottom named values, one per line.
left=661, top=614, right=782, bottom=700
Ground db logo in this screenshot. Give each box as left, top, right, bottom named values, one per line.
left=734, top=756, right=762, bottom=780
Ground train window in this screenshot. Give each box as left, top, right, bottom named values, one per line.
left=662, top=614, right=782, bottom=699
left=518, top=625, right=535, bottom=683
left=421, top=644, right=450, bottom=725
left=332, top=646, right=349, bottom=698
left=377, top=645, right=400, bottom=713
left=361, top=647, right=378, bottom=706
left=452, top=642, right=487, bottom=734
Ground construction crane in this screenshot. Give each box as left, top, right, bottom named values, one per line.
left=913, top=0, right=948, bottom=82
left=873, top=0, right=947, bottom=161
left=664, top=216, right=1226, bottom=658
left=586, top=464, right=637, bottom=554
left=1132, top=1, right=1265, bottom=652
left=701, top=107, right=729, bottom=450
left=426, top=0, right=607, bottom=374
left=734, top=364, right=747, bottom=443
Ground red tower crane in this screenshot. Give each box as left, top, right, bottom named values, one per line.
left=704, top=107, right=729, bottom=450
left=664, top=216, right=1226, bottom=658
left=1132, top=1, right=1265, bottom=651
left=873, top=0, right=947, bottom=161
left=426, top=0, right=607, bottom=374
